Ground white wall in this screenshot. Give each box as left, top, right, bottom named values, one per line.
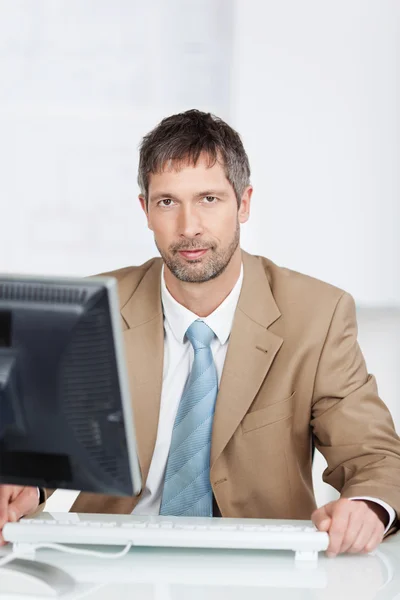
left=0, top=0, right=233, bottom=276
left=232, top=0, right=400, bottom=306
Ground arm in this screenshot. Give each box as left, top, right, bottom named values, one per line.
left=311, top=292, right=400, bottom=537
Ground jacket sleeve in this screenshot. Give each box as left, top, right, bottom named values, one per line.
left=310, top=292, right=400, bottom=536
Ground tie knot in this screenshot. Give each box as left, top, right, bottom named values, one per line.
left=186, top=320, right=215, bottom=350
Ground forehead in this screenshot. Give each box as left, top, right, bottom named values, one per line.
left=147, top=153, right=231, bottom=194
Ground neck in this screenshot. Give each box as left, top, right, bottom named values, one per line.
left=164, top=247, right=242, bottom=317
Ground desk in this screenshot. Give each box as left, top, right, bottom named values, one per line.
left=0, top=519, right=399, bottom=600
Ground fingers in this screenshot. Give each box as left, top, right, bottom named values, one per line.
left=345, top=509, right=385, bottom=555
left=0, top=486, right=11, bottom=525
left=8, top=486, right=39, bottom=522
left=321, top=498, right=386, bottom=557
left=364, top=522, right=385, bottom=554
left=0, top=485, right=39, bottom=546
left=0, top=485, right=13, bottom=546
left=311, top=502, right=334, bottom=532
left=344, top=503, right=382, bottom=554
left=339, top=508, right=366, bottom=554
left=325, top=499, right=352, bottom=557
left=346, top=525, right=378, bottom=555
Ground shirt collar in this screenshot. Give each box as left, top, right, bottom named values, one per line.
left=161, top=264, right=244, bottom=345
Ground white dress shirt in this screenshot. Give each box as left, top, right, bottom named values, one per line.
left=133, top=265, right=243, bottom=515
left=132, top=265, right=395, bottom=533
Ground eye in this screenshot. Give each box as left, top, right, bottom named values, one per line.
left=158, top=198, right=175, bottom=207
left=202, top=196, right=217, bottom=204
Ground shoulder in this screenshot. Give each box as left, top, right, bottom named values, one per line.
left=264, top=255, right=344, bottom=297
left=90, top=257, right=162, bottom=308
left=244, top=254, right=359, bottom=348
left=245, top=252, right=351, bottom=316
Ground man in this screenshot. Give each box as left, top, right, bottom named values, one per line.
left=1, top=110, right=400, bottom=557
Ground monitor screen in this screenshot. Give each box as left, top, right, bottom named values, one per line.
left=0, top=274, right=142, bottom=497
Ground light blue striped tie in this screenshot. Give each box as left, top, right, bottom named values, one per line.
left=160, top=319, right=218, bottom=516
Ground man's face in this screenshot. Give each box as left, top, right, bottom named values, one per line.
left=140, top=154, right=251, bottom=283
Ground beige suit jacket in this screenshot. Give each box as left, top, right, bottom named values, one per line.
left=44, top=251, right=400, bottom=531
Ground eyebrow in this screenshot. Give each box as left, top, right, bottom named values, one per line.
left=194, top=190, right=229, bottom=199
left=149, top=190, right=229, bottom=203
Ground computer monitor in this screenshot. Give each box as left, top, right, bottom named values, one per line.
left=0, top=274, right=142, bottom=497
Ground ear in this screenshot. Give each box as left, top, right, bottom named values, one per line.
left=238, top=186, right=253, bottom=224
left=139, top=195, right=153, bottom=231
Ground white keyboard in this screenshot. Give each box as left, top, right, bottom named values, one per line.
left=3, top=513, right=329, bottom=561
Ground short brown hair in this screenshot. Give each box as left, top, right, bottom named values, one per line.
left=138, top=109, right=251, bottom=207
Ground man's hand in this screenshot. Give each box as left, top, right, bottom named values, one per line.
left=0, top=485, right=39, bottom=545
left=312, top=498, right=386, bottom=557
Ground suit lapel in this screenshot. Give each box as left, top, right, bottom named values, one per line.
left=210, top=251, right=283, bottom=467
left=121, top=259, right=164, bottom=486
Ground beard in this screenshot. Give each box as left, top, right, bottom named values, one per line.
left=156, top=222, right=240, bottom=283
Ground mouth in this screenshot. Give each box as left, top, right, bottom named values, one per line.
left=178, top=249, right=209, bottom=260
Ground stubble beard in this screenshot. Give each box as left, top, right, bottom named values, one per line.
left=156, top=222, right=240, bottom=283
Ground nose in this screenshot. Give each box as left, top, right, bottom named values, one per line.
left=178, top=204, right=203, bottom=238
